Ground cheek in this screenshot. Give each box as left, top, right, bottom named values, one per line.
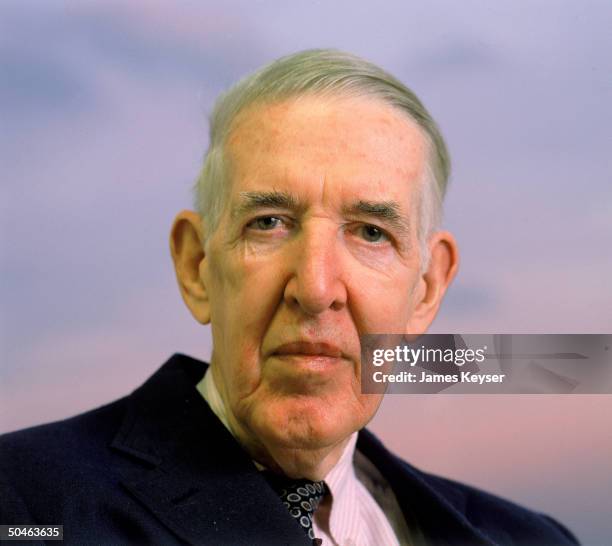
left=208, top=248, right=285, bottom=393
left=209, top=242, right=285, bottom=313
left=356, top=392, right=384, bottom=420
left=351, top=268, right=420, bottom=334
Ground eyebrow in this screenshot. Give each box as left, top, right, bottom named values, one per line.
left=231, top=191, right=303, bottom=219
left=231, top=192, right=411, bottom=235
left=343, top=200, right=411, bottom=235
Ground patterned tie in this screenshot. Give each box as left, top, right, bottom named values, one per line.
left=264, top=472, right=327, bottom=543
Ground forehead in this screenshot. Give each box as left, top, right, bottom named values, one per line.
left=224, top=95, right=427, bottom=207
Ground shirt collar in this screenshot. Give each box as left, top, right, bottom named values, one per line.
left=197, top=365, right=231, bottom=431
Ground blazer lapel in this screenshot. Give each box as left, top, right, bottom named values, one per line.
left=111, top=354, right=311, bottom=546
left=357, top=429, right=497, bottom=546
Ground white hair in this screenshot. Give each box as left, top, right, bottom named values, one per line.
left=193, top=49, right=450, bottom=268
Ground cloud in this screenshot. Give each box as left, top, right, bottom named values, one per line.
left=0, top=2, right=264, bottom=125
left=442, top=281, right=498, bottom=315
left=0, top=49, right=96, bottom=119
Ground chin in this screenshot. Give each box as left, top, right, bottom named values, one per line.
left=251, top=395, right=360, bottom=451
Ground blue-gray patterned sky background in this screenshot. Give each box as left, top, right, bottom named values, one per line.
left=1, top=1, right=611, bottom=543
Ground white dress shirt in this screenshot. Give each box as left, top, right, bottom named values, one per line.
left=197, top=368, right=412, bottom=546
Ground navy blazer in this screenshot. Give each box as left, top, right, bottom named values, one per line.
left=0, top=354, right=578, bottom=545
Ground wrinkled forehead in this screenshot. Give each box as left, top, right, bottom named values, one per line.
left=222, top=95, right=428, bottom=212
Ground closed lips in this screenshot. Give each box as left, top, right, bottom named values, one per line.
left=273, top=342, right=344, bottom=358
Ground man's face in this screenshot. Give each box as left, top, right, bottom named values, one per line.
left=202, top=95, right=429, bottom=461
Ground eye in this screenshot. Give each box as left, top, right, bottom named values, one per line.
left=248, top=216, right=282, bottom=230
left=359, top=224, right=389, bottom=243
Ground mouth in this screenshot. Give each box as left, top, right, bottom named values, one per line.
left=268, top=341, right=353, bottom=387
left=272, top=341, right=345, bottom=359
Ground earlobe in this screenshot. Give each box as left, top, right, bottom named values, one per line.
left=169, top=210, right=211, bottom=325
left=406, top=231, right=459, bottom=335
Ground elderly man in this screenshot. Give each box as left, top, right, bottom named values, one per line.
left=0, top=50, right=577, bottom=545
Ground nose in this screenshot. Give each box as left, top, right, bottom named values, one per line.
left=283, top=225, right=347, bottom=315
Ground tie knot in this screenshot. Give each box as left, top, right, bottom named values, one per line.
left=264, top=473, right=327, bottom=542
left=279, top=478, right=326, bottom=513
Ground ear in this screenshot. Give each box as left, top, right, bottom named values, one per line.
left=169, top=210, right=211, bottom=324
left=405, top=231, right=459, bottom=334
